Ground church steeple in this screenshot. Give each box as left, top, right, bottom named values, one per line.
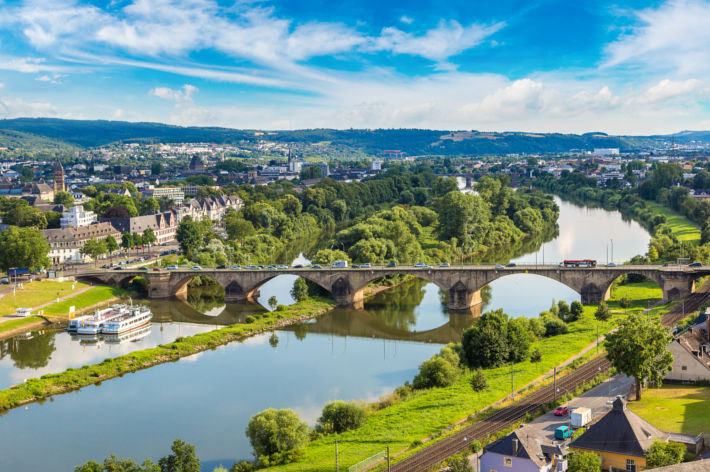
left=53, top=161, right=66, bottom=194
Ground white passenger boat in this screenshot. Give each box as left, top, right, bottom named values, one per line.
left=104, top=324, right=152, bottom=344
left=101, top=305, right=152, bottom=335
left=75, top=305, right=130, bottom=335
left=68, top=314, right=93, bottom=332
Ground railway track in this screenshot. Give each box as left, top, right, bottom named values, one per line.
left=390, top=286, right=710, bottom=472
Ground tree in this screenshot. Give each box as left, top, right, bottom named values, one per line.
left=506, top=318, right=531, bottom=362
left=569, top=301, right=584, bottom=321
left=81, top=238, right=107, bottom=266
left=54, top=191, right=74, bottom=206
left=151, top=162, right=165, bottom=175
left=646, top=440, right=685, bottom=468
left=104, top=235, right=119, bottom=261
left=143, top=228, right=157, bottom=246
left=605, top=314, right=673, bottom=401
left=619, top=296, right=631, bottom=310
left=530, top=348, right=542, bottom=363
left=225, top=215, right=256, bottom=241
left=311, top=249, right=349, bottom=265
left=461, top=310, right=509, bottom=368
left=557, top=300, right=570, bottom=321
left=316, top=401, right=366, bottom=434
left=245, top=409, right=309, bottom=466
left=121, top=232, right=133, bottom=251
left=158, top=439, right=200, bottom=472
left=594, top=301, right=611, bottom=321
left=176, top=217, right=205, bottom=259
left=567, top=451, right=601, bottom=472
left=413, top=356, right=459, bottom=389
left=290, top=278, right=308, bottom=302
left=470, top=369, right=488, bottom=399
left=0, top=226, right=50, bottom=271
left=141, top=197, right=160, bottom=215
left=75, top=456, right=160, bottom=472
left=447, top=456, right=473, bottom=472
left=268, top=296, right=278, bottom=311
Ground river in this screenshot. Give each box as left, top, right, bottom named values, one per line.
left=0, top=197, right=651, bottom=471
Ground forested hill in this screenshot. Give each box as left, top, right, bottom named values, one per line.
left=0, top=117, right=706, bottom=154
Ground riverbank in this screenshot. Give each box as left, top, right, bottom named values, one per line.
left=266, top=283, right=669, bottom=472
left=0, top=316, right=50, bottom=340
left=0, top=297, right=335, bottom=411
left=644, top=201, right=700, bottom=243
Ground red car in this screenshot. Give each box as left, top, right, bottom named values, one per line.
left=152, top=267, right=162, bottom=272
left=554, top=406, right=568, bottom=416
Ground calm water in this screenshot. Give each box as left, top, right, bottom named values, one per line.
left=0, top=197, right=652, bottom=471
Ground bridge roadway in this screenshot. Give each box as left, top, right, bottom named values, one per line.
left=76, top=264, right=710, bottom=311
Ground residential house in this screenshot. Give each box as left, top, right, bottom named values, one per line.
left=569, top=398, right=669, bottom=471
left=141, top=186, right=184, bottom=204
left=480, top=430, right=567, bottom=472
left=179, top=195, right=242, bottom=222
left=102, top=211, right=179, bottom=245
left=666, top=312, right=710, bottom=383
left=43, top=222, right=121, bottom=264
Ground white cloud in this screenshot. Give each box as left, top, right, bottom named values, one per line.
left=399, top=15, right=414, bottom=25
left=636, top=78, right=705, bottom=104
left=0, top=83, right=4, bottom=88
left=461, top=78, right=544, bottom=119
left=150, top=84, right=198, bottom=104
left=605, top=0, right=710, bottom=75
left=0, top=96, right=57, bottom=117
left=16, top=0, right=106, bottom=47
left=35, top=73, right=65, bottom=84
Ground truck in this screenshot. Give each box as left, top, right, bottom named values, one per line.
left=7, top=268, right=30, bottom=278
left=331, top=260, right=348, bottom=268
left=571, top=407, right=592, bottom=428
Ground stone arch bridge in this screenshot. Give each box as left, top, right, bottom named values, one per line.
left=76, top=265, right=710, bottom=311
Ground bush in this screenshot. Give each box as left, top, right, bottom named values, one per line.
left=646, top=440, right=685, bottom=468
left=527, top=318, right=546, bottom=338
left=594, top=301, right=611, bottom=321
left=569, top=300, right=584, bottom=321
left=244, top=316, right=256, bottom=324
left=246, top=409, right=309, bottom=466
left=567, top=451, right=601, bottom=472
left=316, top=401, right=367, bottom=434
left=229, top=461, right=256, bottom=472
left=413, top=356, right=459, bottom=389
left=544, top=317, right=568, bottom=336
left=530, top=348, right=542, bottom=363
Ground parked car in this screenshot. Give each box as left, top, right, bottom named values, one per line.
left=292, top=264, right=303, bottom=269
left=266, top=265, right=276, bottom=270
left=191, top=266, right=202, bottom=270
left=352, top=264, right=360, bottom=268
left=113, top=266, right=123, bottom=271
left=277, top=265, right=288, bottom=269
left=554, top=425, right=572, bottom=440
left=439, top=262, right=450, bottom=267
left=166, top=265, right=178, bottom=270
left=506, top=262, right=516, bottom=267
left=216, top=265, right=227, bottom=269
left=386, top=261, right=397, bottom=267
left=554, top=406, right=568, bottom=416
left=152, top=267, right=161, bottom=272
left=0, top=277, right=9, bottom=284
left=361, top=262, right=371, bottom=268
left=689, top=261, right=702, bottom=267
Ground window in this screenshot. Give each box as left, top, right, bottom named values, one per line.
left=682, top=366, right=687, bottom=371
left=504, top=458, right=512, bottom=467
left=626, top=459, right=636, bottom=471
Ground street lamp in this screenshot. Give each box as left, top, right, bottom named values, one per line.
left=556, top=386, right=571, bottom=428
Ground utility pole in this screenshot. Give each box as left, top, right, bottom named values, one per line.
left=596, top=323, right=599, bottom=354
left=335, top=440, right=339, bottom=472
left=387, top=446, right=390, bottom=472
left=553, top=366, right=557, bottom=403
left=610, top=239, right=614, bottom=263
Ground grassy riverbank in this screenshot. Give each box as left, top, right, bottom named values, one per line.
left=645, top=202, right=700, bottom=243
left=38, top=285, right=128, bottom=318
left=266, top=283, right=668, bottom=472
left=0, top=297, right=334, bottom=411
left=0, top=280, right=91, bottom=317
left=0, top=316, right=45, bottom=334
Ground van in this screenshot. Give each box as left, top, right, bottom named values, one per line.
left=331, top=260, right=348, bottom=268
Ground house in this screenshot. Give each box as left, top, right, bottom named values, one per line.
left=641, top=459, right=710, bottom=471
left=102, top=211, right=179, bottom=245
left=666, top=312, right=710, bottom=383
left=43, top=222, right=121, bottom=264
left=480, top=430, right=567, bottom=472
left=569, top=398, right=669, bottom=471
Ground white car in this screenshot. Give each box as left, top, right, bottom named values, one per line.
left=414, top=262, right=427, bottom=268
left=166, top=265, right=178, bottom=270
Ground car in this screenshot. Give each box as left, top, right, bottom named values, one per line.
left=266, top=265, right=276, bottom=270
left=312, top=264, right=322, bottom=269
left=606, top=262, right=617, bottom=267
left=292, top=264, right=303, bottom=269
left=439, top=262, right=450, bottom=267
left=414, top=262, right=427, bottom=268
left=554, top=425, right=572, bottom=440
left=506, top=262, right=516, bottom=267
left=495, top=264, right=505, bottom=269
left=386, top=261, right=397, bottom=267
left=113, top=266, right=124, bottom=270
left=101, top=264, right=110, bottom=269
left=0, top=277, right=9, bottom=284
left=361, top=262, right=372, bottom=268
left=152, top=267, right=161, bottom=272
left=166, top=265, right=178, bottom=270
left=230, top=265, right=241, bottom=270
left=689, top=261, right=702, bottom=267
left=554, top=406, right=568, bottom=416
left=216, top=265, right=227, bottom=269
left=352, top=264, right=360, bottom=268
left=277, top=265, right=288, bottom=269
left=191, top=266, right=202, bottom=270
left=139, top=266, right=149, bottom=271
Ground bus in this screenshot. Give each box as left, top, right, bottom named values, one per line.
left=562, top=259, right=597, bottom=268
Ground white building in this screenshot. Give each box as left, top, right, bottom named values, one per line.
left=371, top=159, right=382, bottom=171
left=593, top=148, right=620, bottom=156
left=60, top=205, right=98, bottom=228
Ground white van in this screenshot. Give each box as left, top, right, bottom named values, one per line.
left=331, top=260, right=348, bottom=268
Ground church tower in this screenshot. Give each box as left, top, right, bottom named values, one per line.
left=53, top=161, right=66, bottom=194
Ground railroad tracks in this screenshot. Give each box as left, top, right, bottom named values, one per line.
left=390, top=286, right=710, bottom=472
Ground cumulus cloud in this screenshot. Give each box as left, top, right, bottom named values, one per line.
left=636, top=78, right=705, bottom=104
left=150, top=84, right=198, bottom=104
left=0, top=97, right=57, bottom=117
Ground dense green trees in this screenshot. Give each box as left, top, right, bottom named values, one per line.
left=460, top=310, right=533, bottom=368
left=567, top=451, right=601, bottom=472
left=245, top=409, right=309, bottom=466
left=605, top=314, right=673, bottom=401
left=646, top=440, right=685, bottom=468
left=316, top=401, right=367, bottom=434
left=75, top=439, right=199, bottom=472
left=53, top=191, right=74, bottom=206
left=413, top=344, right=461, bottom=389
left=0, top=226, right=50, bottom=271
left=290, top=278, right=309, bottom=302
left=81, top=238, right=107, bottom=265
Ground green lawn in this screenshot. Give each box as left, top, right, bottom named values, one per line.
left=0, top=316, right=44, bottom=334
left=0, top=280, right=90, bottom=316
left=609, top=281, right=663, bottom=310
left=39, top=286, right=127, bottom=318
left=645, top=202, right=700, bottom=243
left=628, top=385, right=710, bottom=436
left=268, top=283, right=660, bottom=472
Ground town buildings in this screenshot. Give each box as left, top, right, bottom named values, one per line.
left=666, top=311, right=710, bottom=383
left=480, top=430, right=567, bottom=472
left=43, top=222, right=121, bottom=265
left=60, top=205, right=98, bottom=228
left=141, top=186, right=185, bottom=204
left=103, top=211, right=179, bottom=245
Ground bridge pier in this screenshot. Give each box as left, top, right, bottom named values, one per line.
left=660, top=276, right=695, bottom=301
left=147, top=273, right=174, bottom=299
left=448, top=283, right=482, bottom=312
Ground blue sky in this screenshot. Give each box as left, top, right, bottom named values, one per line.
left=0, top=0, right=709, bottom=133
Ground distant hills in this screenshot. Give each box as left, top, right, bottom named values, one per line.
left=0, top=117, right=708, bottom=155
